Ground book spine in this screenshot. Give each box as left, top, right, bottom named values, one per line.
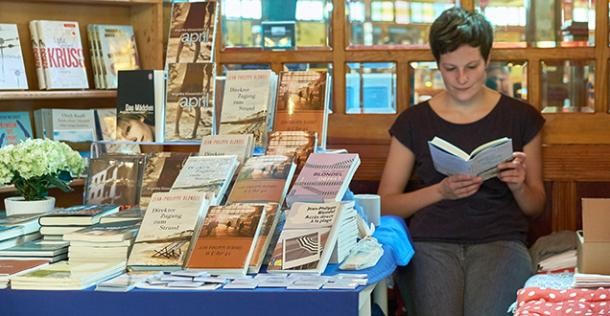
left=29, top=20, right=46, bottom=90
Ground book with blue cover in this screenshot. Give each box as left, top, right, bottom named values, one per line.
left=0, top=112, right=33, bottom=147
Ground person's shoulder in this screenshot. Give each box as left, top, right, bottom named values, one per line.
left=498, top=95, right=540, bottom=116
left=396, top=100, right=432, bottom=120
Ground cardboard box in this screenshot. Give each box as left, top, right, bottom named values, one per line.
left=577, top=198, right=610, bottom=275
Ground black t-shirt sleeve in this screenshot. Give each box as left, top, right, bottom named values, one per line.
left=521, top=104, right=545, bottom=145
left=389, top=108, right=415, bottom=151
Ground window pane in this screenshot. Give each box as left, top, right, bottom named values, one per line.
left=541, top=60, right=595, bottom=113
left=346, top=62, right=396, bottom=114
left=410, top=61, right=528, bottom=105
left=221, top=0, right=331, bottom=49
left=346, top=0, right=456, bottom=48
left=476, top=0, right=594, bottom=48
left=409, top=61, right=443, bottom=104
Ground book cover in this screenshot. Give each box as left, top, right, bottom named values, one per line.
left=427, top=136, right=513, bottom=180
left=139, top=152, right=192, bottom=208
left=28, top=21, right=45, bottom=89
left=266, top=130, right=317, bottom=173
left=62, top=220, right=140, bottom=243
left=170, top=155, right=239, bottom=205
left=185, top=204, right=265, bottom=274
left=218, top=70, right=277, bottom=148
left=166, top=0, right=217, bottom=63
left=286, top=153, right=360, bottom=206
left=165, top=62, right=215, bottom=141
left=274, top=71, right=329, bottom=148
left=226, top=155, right=296, bottom=205
left=0, top=24, right=28, bottom=90
left=267, top=202, right=342, bottom=274
left=0, top=259, right=49, bottom=277
left=35, top=20, right=88, bottom=89
left=34, top=108, right=96, bottom=142
left=39, top=204, right=120, bottom=226
left=116, top=70, right=165, bottom=142
left=86, top=24, right=104, bottom=89
left=0, top=112, right=33, bottom=147
left=198, top=134, right=254, bottom=168
left=127, top=191, right=209, bottom=270
left=0, top=240, right=68, bottom=257
left=10, top=261, right=125, bottom=290
left=244, top=203, right=280, bottom=274
left=94, top=24, right=140, bottom=89
left=99, top=207, right=144, bottom=224
left=84, top=155, right=144, bottom=209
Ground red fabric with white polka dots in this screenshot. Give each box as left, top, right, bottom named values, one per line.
left=515, top=287, right=610, bottom=315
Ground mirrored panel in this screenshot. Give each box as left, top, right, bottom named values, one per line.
left=541, top=60, right=595, bottom=113
left=221, top=0, right=332, bottom=50
left=345, top=62, right=396, bottom=114
left=476, top=0, right=594, bottom=48
left=410, top=61, right=528, bottom=105
left=346, top=0, right=456, bottom=48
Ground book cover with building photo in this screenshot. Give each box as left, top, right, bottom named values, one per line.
left=84, top=154, right=145, bottom=209
left=166, top=0, right=217, bottom=64
left=0, top=24, right=28, bottom=90
left=274, top=71, right=330, bottom=148
left=138, top=152, right=192, bottom=209
left=165, top=62, right=215, bottom=141
left=116, top=70, right=165, bottom=142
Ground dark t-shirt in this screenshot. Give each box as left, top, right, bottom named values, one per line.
left=389, top=95, right=545, bottom=244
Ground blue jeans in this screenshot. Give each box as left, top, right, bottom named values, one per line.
left=397, top=240, right=533, bottom=316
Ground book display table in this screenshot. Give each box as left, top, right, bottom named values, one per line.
left=0, top=216, right=411, bottom=316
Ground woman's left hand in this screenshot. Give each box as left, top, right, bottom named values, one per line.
left=497, top=152, right=527, bottom=192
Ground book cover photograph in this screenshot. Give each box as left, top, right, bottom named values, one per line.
left=286, top=153, right=360, bottom=206
left=0, top=112, right=33, bottom=147
left=427, top=136, right=513, bottom=180
left=267, top=202, right=342, bottom=273
left=139, top=152, right=192, bottom=208
left=166, top=0, right=217, bottom=63
left=116, top=70, right=164, bottom=142
left=85, top=155, right=144, bottom=209
left=218, top=70, right=277, bottom=147
left=127, top=191, right=209, bottom=270
left=165, top=62, right=215, bottom=141
left=244, top=203, right=280, bottom=273
left=95, top=24, right=140, bottom=89
left=35, top=20, right=88, bottom=89
left=266, top=130, right=317, bottom=173
left=198, top=134, right=254, bottom=167
left=226, top=155, right=296, bottom=205
left=274, top=71, right=329, bottom=148
left=0, top=24, right=28, bottom=90
left=185, top=204, right=265, bottom=273
left=170, top=155, right=239, bottom=205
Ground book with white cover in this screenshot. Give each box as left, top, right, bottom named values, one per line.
left=28, top=21, right=45, bottom=89
left=63, top=220, right=140, bottom=243
left=218, top=70, right=277, bottom=148
left=11, top=260, right=125, bottom=290
left=428, top=136, right=513, bottom=180
left=0, top=240, right=68, bottom=257
left=127, top=191, right=209, bottom=271
left=0, top=24, right=28, bottom=90
left=198, top=134, right=254, bottom=168
left=34, top=108, right=97, bottom=142
left=267, top=201, right=343, bottom=274
left=170, top=155, right=239, bottom=205
left=34, top=20, right=89, bottom=89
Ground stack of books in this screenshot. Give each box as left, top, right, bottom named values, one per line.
left=0, top=259, right=49, bottom=289
left=0, top=213, right=42, bottom=251
left=0, top=240, right=69, bottom=263
left=63, top=220, right=140, bottom=264
left=329, top=201, right=359, bottom=264
left=37, top=204, right=120, bottom=241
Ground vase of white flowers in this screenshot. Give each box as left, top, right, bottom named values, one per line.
left=0, top=139, right=85, bottom=216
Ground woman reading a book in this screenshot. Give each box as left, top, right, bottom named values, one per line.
left=377, top=8, right=546, bottom=316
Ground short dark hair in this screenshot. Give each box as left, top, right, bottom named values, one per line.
left=429, top=7, right=493, bottom=63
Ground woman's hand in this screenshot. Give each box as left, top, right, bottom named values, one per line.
left=438, top=175, right=483, bottom=200
left=497, top=152, right=527, bottom=192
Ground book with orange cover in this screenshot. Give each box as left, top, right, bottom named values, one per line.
left=185, top=204, right=265, bottom=275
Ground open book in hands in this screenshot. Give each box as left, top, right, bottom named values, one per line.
left=427, top=136, right=513, bottom=180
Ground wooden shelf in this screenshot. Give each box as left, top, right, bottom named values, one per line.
left=0, top=178, right=85, bottom=194
left=0, top=90, right=117, bottom=100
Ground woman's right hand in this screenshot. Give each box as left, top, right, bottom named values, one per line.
left=437, top=175, right=483, bottom=200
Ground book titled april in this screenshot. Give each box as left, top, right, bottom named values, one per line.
left=427, top=136, right=513, bottom=180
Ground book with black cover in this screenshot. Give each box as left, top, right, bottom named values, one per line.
left=116, top=70, right=165, bottom=142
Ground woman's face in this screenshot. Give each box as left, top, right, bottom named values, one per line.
left=438, top=45, right=488, bottom=103
left=121, top=118, right=153, bottom=142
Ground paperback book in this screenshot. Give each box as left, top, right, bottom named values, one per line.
left=427, top=136, right=513, bottom=180
left=0, top=24, right=28, bottom=90
left=166, top=0, right=218, bottom=64
left=185, top=204, right=265, bottom=275
left=84, top=154, right=145, bottom=209
left=198, top=134, right=254, bottom=168
left=139, top=152, right=192, bottom=208
left=39, top=204, right=120, bottom=226
left=127, top=191, right=209, bottom=271
left=90, top=24, right=140, bottom=89
left=0, top=112, right=33, bottom=148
